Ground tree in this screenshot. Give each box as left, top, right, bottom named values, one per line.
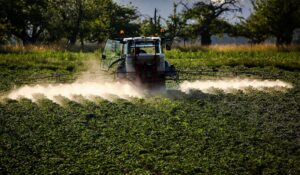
left=182, top=0, right=241, bottom=45
left=250, top=0, right=300, bottom=45
left=0, top=0, right=49, bottom=44
left=108, top=4, right=140, bottom=38
left=0, top=17, right=10, bottom=44
left=140, top=19, right=154, bottom=36
left=86, top=1, right=139, bottom=42
left=233, top=15, right=269, bottom=44
left=166, top=2, right=189, bottom=45
left=47, top=0, right=104, bottom=45
left=0, top=0, right=139, bottom=45
left=140, top=8, right=163, bottom=37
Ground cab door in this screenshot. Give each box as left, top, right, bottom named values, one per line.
left=101, top=39, right=121, bottom=70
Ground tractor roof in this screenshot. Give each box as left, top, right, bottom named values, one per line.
left=123, top=36, right=161, bottom=42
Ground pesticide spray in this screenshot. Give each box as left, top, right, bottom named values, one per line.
left=6, top=78, right=293, bottom=103
left=4, top=60, right=293, bottom=103
left=7, top=81, right=144, bottom=103
left=6, top=60, right=144, bottom=103
left=179, top=78, right=293, bottom=93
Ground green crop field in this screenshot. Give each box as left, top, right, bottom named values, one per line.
left=0, top=47, right=300, bottom=174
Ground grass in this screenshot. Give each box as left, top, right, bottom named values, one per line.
left=0, top=44, right=300, bottom=174
left=166, top=49, right=300, bottom=71
left=0, top=44, right=62, bottom=53
left=172, top=43, right=300, bottom=52
left=1, top=90, right=299, bottom=174
left=0, top=50, right=100, bottom=91
left=0, top=44, right=102, bottom=54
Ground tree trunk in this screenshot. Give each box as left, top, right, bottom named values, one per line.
left=22, top=37, right=39, bottom=45
left=68, top=0, right=83, bottom=46
left=22, top=38, right=31, bottom=45
left=21, top=31, right=34, bottom=45
left=69, top=34, right=77, bottom=45
left=201, top=30, right=212, bottom=46
left=80, top=31, right=84, bottom=50
left=276, top=32, right=293, bottom=45
left=20, top=27, right=42, bottom=45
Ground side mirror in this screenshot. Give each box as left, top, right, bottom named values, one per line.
left=166, top=44, right=171, bottom=51
left=102, top=54, right=106, bottom=60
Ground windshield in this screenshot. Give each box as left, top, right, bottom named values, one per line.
left=102, top=39, right=121, bottom=69
left=127, top=40, right=161, bottom=54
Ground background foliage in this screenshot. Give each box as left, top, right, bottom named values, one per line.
left=1, top=0, right=300, bottom=46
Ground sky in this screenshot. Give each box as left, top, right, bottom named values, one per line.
left=115, top=0, right=253, bottom=23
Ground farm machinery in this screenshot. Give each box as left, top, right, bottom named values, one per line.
left=99, top=33, right=283, bottom=90
left=101, top=36, right=177, bottom=89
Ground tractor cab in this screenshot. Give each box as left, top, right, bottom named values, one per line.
left=102, top=36, right=176, bottom=88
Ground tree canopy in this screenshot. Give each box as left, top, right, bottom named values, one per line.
left=0, top=0, right=139, bottom=45
left=181, top=0, right=241, bottom=45
left=0, top=0, right=49, bottom=44
left=0, top=0, right=299, bottom=46
left=238, top=0, right=300, bottom=45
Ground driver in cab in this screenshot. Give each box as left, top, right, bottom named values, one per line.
left=133, top=47, right=146, bottom=54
